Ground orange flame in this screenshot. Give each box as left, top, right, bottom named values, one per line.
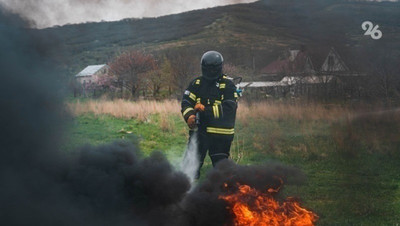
left=219, top=182, right=318, bottom=226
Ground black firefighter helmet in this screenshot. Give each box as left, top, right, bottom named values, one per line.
left=201, top=51, right=223, bottom=81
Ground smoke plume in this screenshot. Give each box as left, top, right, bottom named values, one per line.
left=0, top=7, right=305, bottom=226
left=0, top=8, right=190, bottom=226
left=0, top=0, right=257, bottom=28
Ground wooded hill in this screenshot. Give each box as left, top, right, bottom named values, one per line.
left=36, top=0, right=400, bottom=77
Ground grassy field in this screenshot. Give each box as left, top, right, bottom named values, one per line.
left=65, top=100, right=400, bottom=225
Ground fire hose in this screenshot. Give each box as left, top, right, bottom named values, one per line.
left=195, top=111, right=200, bottom=127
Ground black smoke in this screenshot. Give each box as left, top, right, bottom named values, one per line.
left=0, top=8, right=304, bottom=226
left=0, top=8, right=190, bottom=226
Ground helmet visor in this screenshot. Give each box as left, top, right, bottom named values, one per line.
left=202, top=64, right=222, bottom=80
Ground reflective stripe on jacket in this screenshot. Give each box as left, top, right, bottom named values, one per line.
left=181, top=75, right=238, bottom=138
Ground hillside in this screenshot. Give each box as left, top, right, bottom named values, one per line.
left=37, top=0, right=400, bottom=76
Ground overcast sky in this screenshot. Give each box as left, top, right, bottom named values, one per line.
left=0, top=0, right=257, bottom=28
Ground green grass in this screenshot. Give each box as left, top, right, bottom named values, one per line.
left=63, top=114, right=187, bottom=158
left=63, top=113, right=400, bottom=225
left=235, top=117, right=400, bottom=225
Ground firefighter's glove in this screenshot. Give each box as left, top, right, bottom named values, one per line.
left=187, top=115, right=196, bottom=129
left=194, top=103, right=205, bottom=112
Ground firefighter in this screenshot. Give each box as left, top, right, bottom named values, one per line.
left=181, top=50, right=238, bottom=179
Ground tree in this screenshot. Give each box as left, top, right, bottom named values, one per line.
left=146, top=69, right=163, bottom=97
left=166, top=49, right=199, bottom=98
left=223, top=63, right=241, bottom=77
left=160, top=57, right=174, bottom=96
left=90, top=73, right=120, bottom=98
left=371, top=56, right=400, bottom=101
left=109, top=50, right=156, bottom=98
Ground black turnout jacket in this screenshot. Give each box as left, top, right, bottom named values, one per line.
left=181, top=75, right=238, bottom=138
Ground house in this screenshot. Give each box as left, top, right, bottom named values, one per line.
left=320, top=47, right=350, bottom=73
left=239, top=75, right=338, bottom=98
left=75, top=64, right=110, bottom=85
left=239, top=47, right=357, bottom=99
left=260, top=49, right=315, bottom=77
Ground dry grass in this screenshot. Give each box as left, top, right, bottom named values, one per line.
left=68, top=99, right=181, bottom=121
left=69, top=100, right=353, bottom=121
left=237, top=102, right=354, bottom=123
left=68, top=99, right=400, bottom=125
left=331, top=109, right=400, bottom=156
left=159, top=114, right=176, bottom=133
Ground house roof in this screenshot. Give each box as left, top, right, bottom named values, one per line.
left=75, top=64, right=107, bottom=77
left=320, top=48, right=350, bottom=72
left=261, top=59, right=290, bottom=74
left=260, top=51, right=313, bottom=75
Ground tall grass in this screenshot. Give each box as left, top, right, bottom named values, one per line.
left=237, top=102, right=354, bottom=123
left=68, top=99, right=181, bottom=121
left=68, top=100, right=358, bottom=121
left=68, top=99, right=400, bottom=123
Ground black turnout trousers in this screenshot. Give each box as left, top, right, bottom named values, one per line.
left=189, top=130, right=233, bottom=178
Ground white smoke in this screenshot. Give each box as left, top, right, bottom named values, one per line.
left=180, top=131, right=200, bottom=184
left=0, top=0, right=257, bottom=28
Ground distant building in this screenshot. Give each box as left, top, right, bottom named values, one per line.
left=74, top=64, right=110, bottom=97
left=260, top=49, right=315, bottom=77
left=75, top=64, right=110, bottom=85
left=240, top=47, right=362, bottom=99
left=320, top=47, right=349, bottom=73
left=239, top=75, right=338, bottom=98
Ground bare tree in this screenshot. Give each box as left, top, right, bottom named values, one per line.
left=146, top=69, right=163, bottom=97
left=159, top=57, right=174, bottom=96
left=166, top=49, right=199, bottom=98
left=109, top=50, right=156, bottom=98
left=223, top=63, right=241, bottom=77
left=372, top=57, right=400, bottom=102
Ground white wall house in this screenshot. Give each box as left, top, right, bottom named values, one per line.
left=75, top=64, right=110, bottom=85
